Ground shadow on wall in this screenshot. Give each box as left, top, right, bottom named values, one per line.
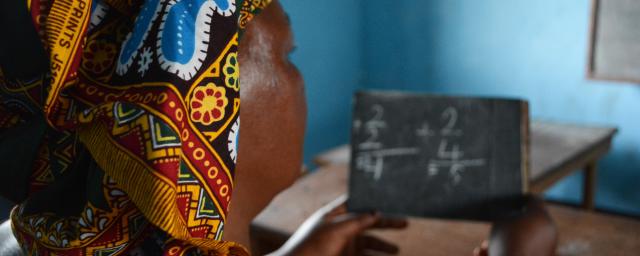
left=597, top=147, right=640, bottom=215
left=547, top=146, right=640, bottom=216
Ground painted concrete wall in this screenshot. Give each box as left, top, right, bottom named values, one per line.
left=280, top=0, right=365, bottom=164
left=362, top=0, right=640, bottom=215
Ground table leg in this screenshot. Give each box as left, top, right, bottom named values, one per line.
left=583, top=162, right=597, bottom=210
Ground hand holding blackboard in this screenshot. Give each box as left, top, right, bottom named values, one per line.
left=347, top=91, right=529, bottom=221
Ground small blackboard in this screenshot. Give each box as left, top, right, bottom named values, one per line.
left=347, top=91, right=529, bottom=221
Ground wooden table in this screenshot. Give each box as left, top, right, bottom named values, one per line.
left=251, top=165, right=640, bottom=256
left=312, top=121, right=617, bottom=210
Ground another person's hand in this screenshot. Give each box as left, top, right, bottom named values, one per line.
left=289, top=206, right=407, bottom=256
left=473, top=195, right=557, bottom=256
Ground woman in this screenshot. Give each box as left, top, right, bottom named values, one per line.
left=0, top=0, right=408, bottom=255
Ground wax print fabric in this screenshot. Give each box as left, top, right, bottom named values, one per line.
left=0, top=0, right=271, bottom=255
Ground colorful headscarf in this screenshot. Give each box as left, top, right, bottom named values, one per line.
left=0, top=0, right=271, bottom=255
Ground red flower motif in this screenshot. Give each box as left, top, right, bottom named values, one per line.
left=82, top=40, right=117, bottom=74
left=190, top=83, right=228, bottom=125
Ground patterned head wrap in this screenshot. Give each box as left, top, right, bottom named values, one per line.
left=0, top=0, right=271, bottom=255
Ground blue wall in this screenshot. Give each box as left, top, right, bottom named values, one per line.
left=280, top=0, right=365, bottom=164
left=284, top=0, right=640, bottom=215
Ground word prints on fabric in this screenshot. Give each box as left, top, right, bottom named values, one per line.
left=0, top=0, right=272, bottom=255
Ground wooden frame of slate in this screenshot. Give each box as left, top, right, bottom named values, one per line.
left=587, top=0, right=640, bottom=84
left=347, top=91, right=530, bottom=221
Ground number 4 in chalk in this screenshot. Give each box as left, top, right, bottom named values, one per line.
left=438, top=140, right=464, bottom=159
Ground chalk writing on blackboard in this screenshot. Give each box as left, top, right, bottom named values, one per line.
left=415, top=121, right=435, bottom=137
left=355, top=104, right=386, bottom=150
left=355, top=148, right=421, bottom=180
left=348, top=91, right=528, bottom=220
left=354, top=104, right=419, bottom=180
left=440, top=107, right=462, bottom=136
left=426, top=107, right=486, bottom=185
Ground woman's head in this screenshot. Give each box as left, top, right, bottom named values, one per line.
left=225, top=0, right=307, bottom=245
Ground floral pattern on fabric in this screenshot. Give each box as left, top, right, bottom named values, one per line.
left=0, top=0, right=273, bottom=255
left=223, top=53, right=239, bottom=92
left=82, top=40, right=118, bottom=74
left=190, top=83, right=228, bottom=125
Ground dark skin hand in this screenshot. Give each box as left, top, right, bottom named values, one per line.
left=288, top=206, right=408, bottom=256
left=474, top=196, right=558, bottom=256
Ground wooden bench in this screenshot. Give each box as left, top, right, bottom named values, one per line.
left=312, top=121, right=617, bottom=210
left=251, top=164, right=640, bottom=255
